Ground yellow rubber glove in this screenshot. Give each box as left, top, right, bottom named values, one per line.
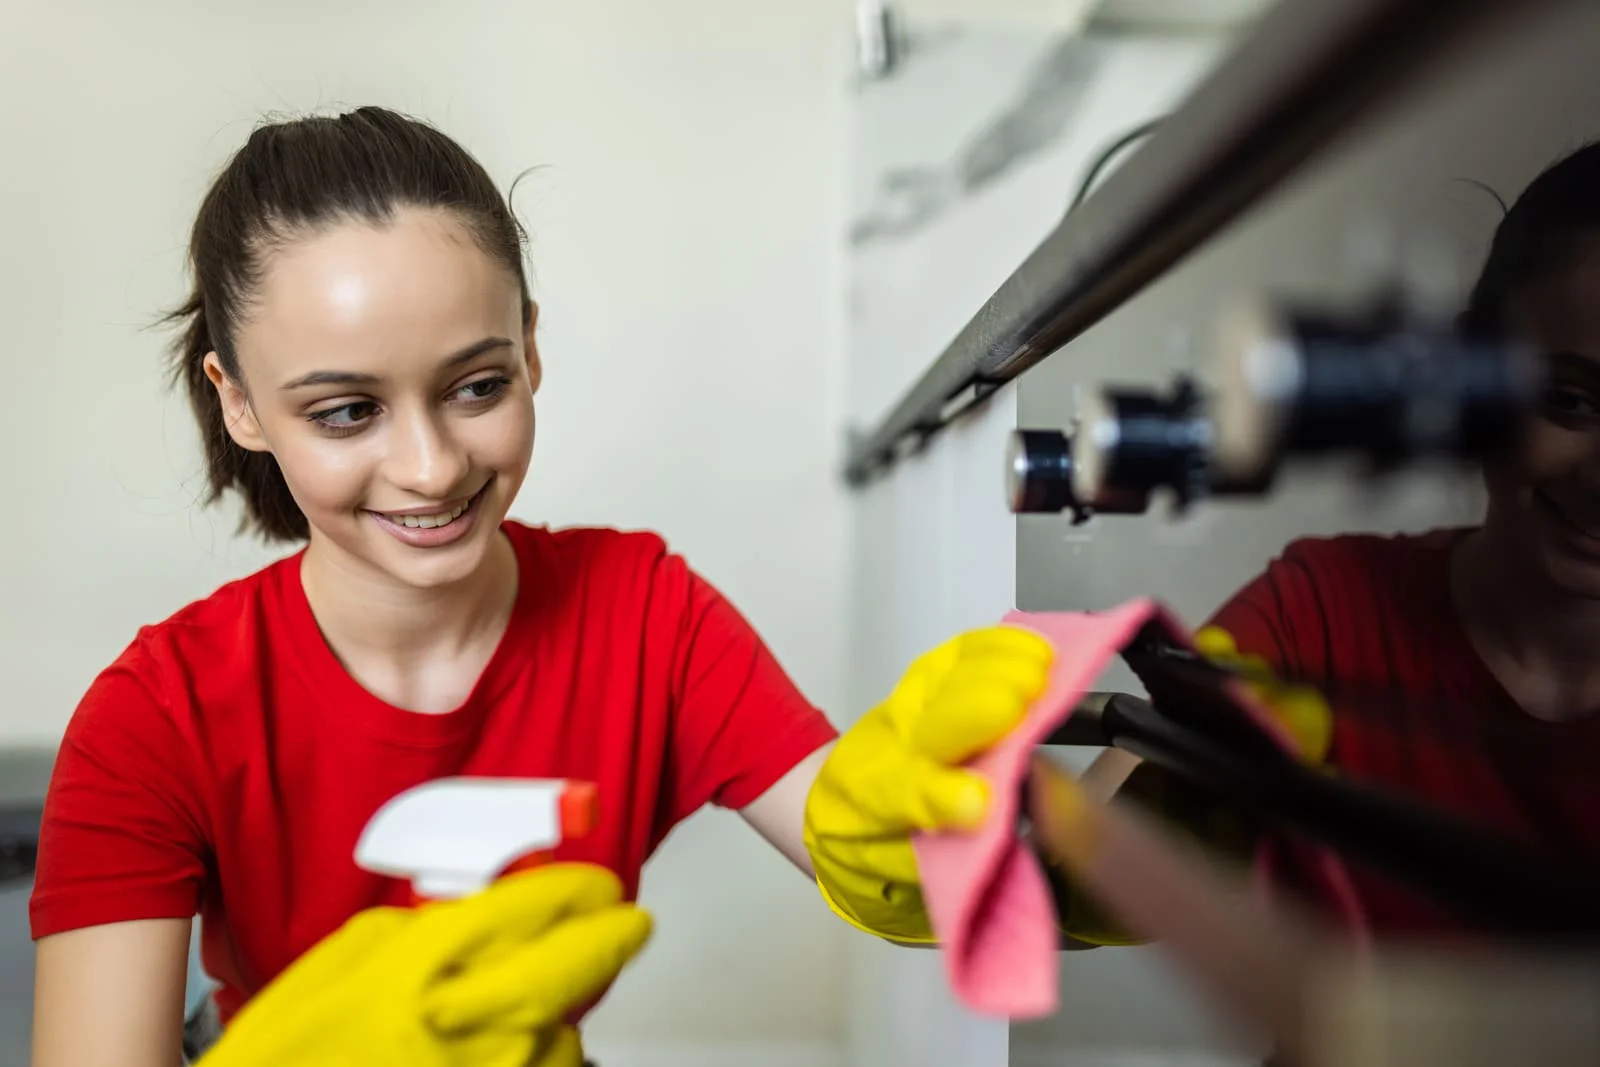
left=803, top=625, right=1054, bottom=942
left=199, top=863, right=652, bottom=1067
left=1192, top=626, right=1332, bottom=765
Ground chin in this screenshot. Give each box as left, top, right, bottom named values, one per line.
left=373, top=536, right=498, bottom=590
left=1538, top=549, right=1600, bottom=601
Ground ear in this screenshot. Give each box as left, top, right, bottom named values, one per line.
left=523, top=300, right=543, bottom=395
left=202, top=353, right=271, bottom=453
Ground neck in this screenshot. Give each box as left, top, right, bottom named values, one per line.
left=1452, top=525, right=1600, bottom=720
left=299, top=531, right=519, bottom=664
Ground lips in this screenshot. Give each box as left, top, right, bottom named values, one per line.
left=372, top=482, right=489, bottom=527
left=367, top=481, right=493, bottom=549
left=1536, top=490, right=1600, bottom=545
left=379, top=497, right=472, bottom=530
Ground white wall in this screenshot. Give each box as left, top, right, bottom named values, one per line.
left=0, top=2, right=852, bottom=1062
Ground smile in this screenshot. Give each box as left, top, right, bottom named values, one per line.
left=384, top=499, right=472, bottom=530
left=368, top=482, right=492, bottom=546
left=1536, top=490, right=1600, bottom=542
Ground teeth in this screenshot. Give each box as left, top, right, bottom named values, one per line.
left=392, top=500, right=471, bottom=529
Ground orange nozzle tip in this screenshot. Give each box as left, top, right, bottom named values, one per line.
left=560, top=782, right=598, bottom=840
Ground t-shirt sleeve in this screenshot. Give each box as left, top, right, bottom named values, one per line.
left=653, top=554, right=839, bottom=823
left=30, top=647, right=209, bottom=940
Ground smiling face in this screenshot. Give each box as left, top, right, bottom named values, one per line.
left=204, top=207, right=539, bottom=590
left=1483, top=236, right=1600, bottom=598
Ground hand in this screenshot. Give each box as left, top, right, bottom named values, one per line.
left=803, top=625, right=1054, bottom=941
left=199, top=863, right=653, bottom=1067
left=1193, top=627, right=1332, bottom=765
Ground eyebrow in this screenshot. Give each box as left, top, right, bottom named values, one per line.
left=1546, top=350, right=1600, bottom=374
left=280, top=336, right=516, bottom=391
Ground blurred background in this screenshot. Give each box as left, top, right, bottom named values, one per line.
left=3, top=1, right=1594, bottom=1066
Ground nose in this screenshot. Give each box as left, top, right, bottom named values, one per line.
left=384, top=403, right=471, bottom=501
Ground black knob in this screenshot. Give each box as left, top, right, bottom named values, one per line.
left=1006, top=429, right=1087, bottom=519
left=1009, top=377, right=1212, bottom=521
left=1074, top=377, right=1211, bottom=516
left=1210, top=296, right=1536, bottom=490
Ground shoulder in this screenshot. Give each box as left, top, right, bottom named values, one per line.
left=1211, top=528, right=1461, bottom=676
left=505, top=520, right=688, bottom=595
left=1234, top=528, right=1459, bottom=606
left=504, top=522, right=756, bottom=649
left=1273, top=529, right=1457, bottom=576
left=133, top=554, right=295, bottom=663
left=70, top=555, right=298, bottom=733
left=1254, top=529, right=1459, bottom=613
left=504, top=519, right=668, bottom=561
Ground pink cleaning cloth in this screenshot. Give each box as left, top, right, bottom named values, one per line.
left=910, top=599, right=1365, bottom=1020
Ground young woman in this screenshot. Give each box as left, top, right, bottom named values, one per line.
left=29, top=106, right=1055, bottom=1066
left=1078, top=141, right=1600, bottom=941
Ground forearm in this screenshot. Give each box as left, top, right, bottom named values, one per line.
left=740, top=745, right=830, bottom=879
left=1079, top=747, right=1143, bottom=802
left=33, top=918, right=192, bottom=1067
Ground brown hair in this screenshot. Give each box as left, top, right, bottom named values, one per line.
left=165, top=106, right=532, bottom=542
left=1460, top=141, right=1600, bottom=341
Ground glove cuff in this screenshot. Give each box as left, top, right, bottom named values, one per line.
left=814, top=877, right=939, bottom=946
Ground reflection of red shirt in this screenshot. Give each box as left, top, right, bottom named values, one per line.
left=31, top=521, right=838, bottom=1021
left=1209, top=529, right=1600, bottom=935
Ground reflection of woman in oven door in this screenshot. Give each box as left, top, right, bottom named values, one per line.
left=1071, top=142, right=1600, bottom=946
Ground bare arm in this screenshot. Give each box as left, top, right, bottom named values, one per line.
left=33, top=918, right=193, bottom=1067
left=1079, top=746, right=1144, bottom=800
left=738, top=743, right=831, bottom=878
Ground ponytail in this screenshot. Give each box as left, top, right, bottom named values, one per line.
left=163, top=288, right=308, bottom=542
left=1460, top=141, right=1600, bottom=341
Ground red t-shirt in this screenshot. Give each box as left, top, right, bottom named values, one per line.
left=1209, top=529, right=1600, bottom=935
left=31, top=521, right=838, bottom=1020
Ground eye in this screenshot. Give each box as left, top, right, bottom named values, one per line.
left=453, top=376, right=512, bottom=404
left=307, top=400, right=380, bottom=435
left=1538, top=384, right=1600, bottom=420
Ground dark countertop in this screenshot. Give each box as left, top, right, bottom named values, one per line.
left=0, top=748, right=53, bottom=888
left=0, top=749, right=53, bottom=810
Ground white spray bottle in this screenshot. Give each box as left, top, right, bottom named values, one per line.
left=354, top=776, right=598, bottom=903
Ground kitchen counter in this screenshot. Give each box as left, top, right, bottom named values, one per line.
left=0, top=747, right=53, bottom=1067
